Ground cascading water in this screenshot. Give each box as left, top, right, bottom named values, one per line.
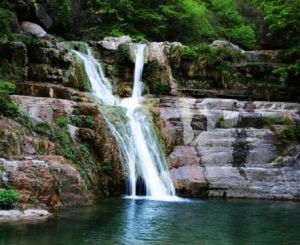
left=73, top=44, right=176, bottom=199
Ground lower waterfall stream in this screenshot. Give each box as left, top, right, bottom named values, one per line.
left=73, top=44, right=176, bottom=199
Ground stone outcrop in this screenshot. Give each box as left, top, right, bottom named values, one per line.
left=0, top=156, right=91, bottom=209
left=211, top=40, right=245, bottom=53
left=148, top=97, right=300, bottom=200
left=0, top=209, right=49, bottom=221
left=99, top=36, right=132, bottom=51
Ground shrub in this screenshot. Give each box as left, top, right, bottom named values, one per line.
left=71, top=116, right=94, bottom=128
left=215, top=116, right=225, bottom=128
left=34, top=122, right=52, bottom=135
left=0, top=80, right=20, bottom=117
left=102, top=158, right=113, bottom=175
left=0, top=8, right=14, bottom=44
left=180, top=44, right=244, bottom=88
left=0, top=189, right=20, bottom=210
left=275, top=125, right=300, bottom=153
left=45, top=0, right=73, bottom=32
left=147, top=80, right=170, bottom=95
left=55, top=117, right=70, bottom=127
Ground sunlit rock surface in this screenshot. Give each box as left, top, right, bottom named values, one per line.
left=148, top=97, right=300, bottom=200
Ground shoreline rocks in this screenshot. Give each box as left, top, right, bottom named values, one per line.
left=0, top=209, right=50, bottom=222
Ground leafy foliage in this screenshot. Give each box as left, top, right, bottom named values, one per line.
left=45, top=0, right=73, bottom=32
left=102, top=158, right=113, bottom=175
left=0, top=189, right=20, bottom=210
left=86, top=0, right=256, bottom=48
left=1, top=0, right=73, bottom=34
left=215, top=117, right=225, bottom=128
left=147, top=80, right=170, bottom=95
left=178, top=44, right=244, bottom=88
left=0, top=80, right=19, bottom=117
left=0, top=8, right=14, bottom=44
left=261, top=0, right=300, bottom=86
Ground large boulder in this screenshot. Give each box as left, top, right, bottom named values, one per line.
left=99, top=36, right=132, bottom=51
left=21, top=21, right=47, bottom=38
left=211, top=40, right=245, bottom=53
left=0, top=156, right=92, bottom=209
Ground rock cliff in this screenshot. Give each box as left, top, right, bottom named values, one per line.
left=1, top=34, right=299, bottom=203
left=147, top=97, right=300, bottom=200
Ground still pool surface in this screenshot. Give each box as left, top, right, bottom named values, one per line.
left=1, top=198, right=300, bottom=245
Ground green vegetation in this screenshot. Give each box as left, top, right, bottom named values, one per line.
left=71, top=116, right=95, bottom=128
left=87, top=0, right=256, bottom=48
left=55, top=117, right=70, bottom=127
left=0, top=8, right=14, bottom=44
left=263, top=113, right=300, bottom=154
left=215, top=116, right=225, bottom=128
left=102, top=158, right=113, bottom=175
left=45, top=0, right=73, bottom=31
left=261, top=0, right=300, bottom=87
left=0, top=80, right=19, bottom=118
left=0, top=189, right=20, bottom=210
left=33, top=119, right=101, bottom=186
left=178, top=44, right=244, bottom=88
left=147, top=80, right=170, bottom=95
left=275, top=125, right=300, bottom=154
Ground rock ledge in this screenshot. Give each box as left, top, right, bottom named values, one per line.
left=0, top=209, right=50, bottom=221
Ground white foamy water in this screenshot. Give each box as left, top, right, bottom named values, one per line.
left=73, top=44, right=176, bottom=199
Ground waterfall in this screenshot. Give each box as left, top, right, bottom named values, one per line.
left=73, top=44, right=176, bottom=199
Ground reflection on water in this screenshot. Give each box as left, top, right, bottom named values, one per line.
left=1, top=199, right=300, bottom=245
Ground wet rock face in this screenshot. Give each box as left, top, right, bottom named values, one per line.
left=150, top=97, right=300, bottom=200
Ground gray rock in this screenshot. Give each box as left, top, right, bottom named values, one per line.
left=211, top=40, right=245, bottom=53
left=0, top=209, right=50, bottom=221
left=21, top=21, right=47, bottom=38
left=100, top=36, right=132, bottom=51
left=151, top=97, right=300, bottom=200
